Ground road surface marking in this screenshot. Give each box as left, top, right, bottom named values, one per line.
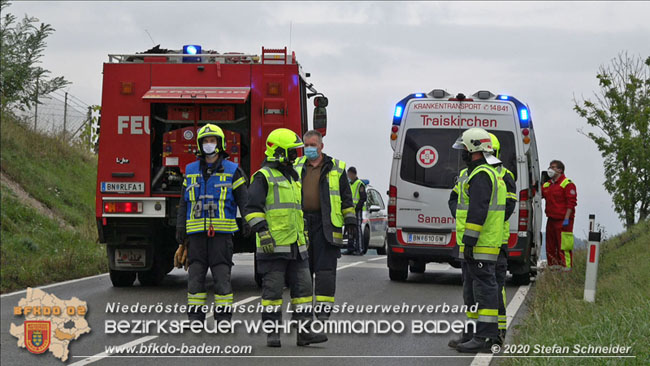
left=70, top=257, right=380, bottom=364
left=469, top=284, right=531, bottom=366
left=368, top=256, right=386, bottom=261
left=1, top=273, right=109, bottom=298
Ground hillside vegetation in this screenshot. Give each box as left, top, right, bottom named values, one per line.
left=503, top=219, right=650, bottom=365
left=1, top=113, right=106, bottom=293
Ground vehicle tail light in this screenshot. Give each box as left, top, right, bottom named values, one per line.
left=388, top=185, right=397, bottom=227
left=104, top=201, right=143, bottom=214
left=120, top=82, right=134, bottom=95
left=518, top=189, right=529, bottom=231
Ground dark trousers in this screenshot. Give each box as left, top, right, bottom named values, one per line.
left=258, top=256, right=313, bottom=323
left=462, top=259, right=499, bottom=339
left=346, top=210, right=363, bottom=253
left=187, top=233, right=234, bottom=321
left=305, top=211, right=340, bottom=320
left=495, top=247, right=508, bottom=331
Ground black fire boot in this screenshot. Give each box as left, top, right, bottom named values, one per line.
left=187, top=308, right=206, bottom=323
left=448, top=332, right=473, bottom=349
left=296, top=322, right=328, bottom=346
left=267, top=332, right=281, bottom=347
left=456, top=337, right=497, bottom=353
left=497, top=329, right=507, bottom=346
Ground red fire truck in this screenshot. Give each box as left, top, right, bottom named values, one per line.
left=96, top=45, right=328, bottom=287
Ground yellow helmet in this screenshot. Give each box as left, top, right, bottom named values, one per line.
left=489, top=132, right=500, bottom=158
left=265, top=128, right=304, bottom=163
left=452, top=127, right=494, bottom=153
left=197, top=124, right=226, bottom=155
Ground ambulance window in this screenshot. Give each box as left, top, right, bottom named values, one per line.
left=486, top=130, right=518, bottom=181
left=399, top=129, right=462, bottom=189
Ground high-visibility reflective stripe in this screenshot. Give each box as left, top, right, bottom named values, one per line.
left=213, top=183, right=232, bottom=188
left=478, top=315, right=499, bottom=323
left=219, top=175, right=227, bottom=219
left=329, top=190, right=340, bottom=196
left=214, top=294, right=233, bottom=299
left=466, top=223, right=483, bottom=232
left=291, top=296, right=313, bottom=305
left=479, top=308, right=498, bottom=316
left=267, top=202, right=302, bottom=210
left=342, top=207, right=355, bottom=216
left=262, top=299, right=283, bottom=306
left=256, top=244, right=306, bottom=254
left=464, top=229, right=481, bottom=239
left=466, top=311, right=478, bottom=319
left=560, top=178, right=573, bottom=188
left=316, top=295, right=335, bottom=303
left=332, top=231, right=343, bottom=239
left=232, top=177, right=246, bottom=189
left=247, top=217, right=265, bottom=227
left=245, top=212, right=265, bottom=221
left=188, top=292, right=207, bottom=305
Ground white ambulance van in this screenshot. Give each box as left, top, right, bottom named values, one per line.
left=387, top=90, right=542, bottom=284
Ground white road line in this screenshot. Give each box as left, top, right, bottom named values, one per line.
left=0, top=273, right=109, bottom=298
left=469, top=284, right=531, bottom=366
left=367, top=256, right=386, bottom=262
left=70, top=296, right=261, bottom=365
left=70, top=257, right=378, bottom=365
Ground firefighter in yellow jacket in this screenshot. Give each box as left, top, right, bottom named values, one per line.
left=448, top=127, right=506, bottom=353
left=244, top=128, right=327, bottom=348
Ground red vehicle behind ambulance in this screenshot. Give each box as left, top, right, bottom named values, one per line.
left=96, top=45, right=328, bottom=287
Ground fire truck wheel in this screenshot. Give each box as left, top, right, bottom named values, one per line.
left=109, top=270, right=136, bottom=287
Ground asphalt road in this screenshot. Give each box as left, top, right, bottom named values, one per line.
left=1, top=252, right=526, bottom=366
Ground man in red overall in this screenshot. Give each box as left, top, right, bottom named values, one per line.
left=542, top=160, right=577, bottom=270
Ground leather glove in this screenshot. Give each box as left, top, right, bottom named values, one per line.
left=174, top=244, right=188, bottom=270
left=345, top=223, right=358, bottom=242
left=562, top=218, right=570, bottom=227
left=259, top=230, right=275, bottom=254
left=175, top=229, right=186, bottom=244
left=463, top=245, right=474, bottom=261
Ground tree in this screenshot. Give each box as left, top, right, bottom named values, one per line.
left=574, top=52, right=650, bottom=228
left=0, top=0, right=69, bottom=112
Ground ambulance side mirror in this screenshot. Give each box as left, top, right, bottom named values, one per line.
left=313, top=96, right=328, bottom=136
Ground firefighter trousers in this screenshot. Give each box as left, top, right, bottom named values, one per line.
left=495, top=246, right=508, bottom=332
left=305, top=211, right=340, bottom=320
left=258, top=256, right=314, bottom=324
left=187, top=233, right=234, bottom=321
left=462, top=259, right=499, bottom=339
left=545, top=218, right=574, bottom=269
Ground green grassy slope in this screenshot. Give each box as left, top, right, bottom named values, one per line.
left=504, top=220, right=650, bottom=365
left=1, top=114, right=106, bottom=293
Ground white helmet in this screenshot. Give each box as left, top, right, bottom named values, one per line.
left=452, top=128, right=494, bottom=153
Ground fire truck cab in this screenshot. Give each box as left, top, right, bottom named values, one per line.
left=96, top=45, right=327, bottom=287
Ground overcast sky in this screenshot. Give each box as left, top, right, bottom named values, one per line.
left=9, top=1, right=650, bottom=237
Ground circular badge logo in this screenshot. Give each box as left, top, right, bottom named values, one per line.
left=416, top=146, right=438, bottom=168
left=183, top=130, right=194, bottom=140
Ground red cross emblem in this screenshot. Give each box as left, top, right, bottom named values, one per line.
left=416, top=146, right=438, bottom=168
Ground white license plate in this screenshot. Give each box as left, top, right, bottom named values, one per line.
left=101, top=182, right=145, bottom=193
left=115, top=249, right=146, bottom=268
left=407, top=233, right=446, bottom=244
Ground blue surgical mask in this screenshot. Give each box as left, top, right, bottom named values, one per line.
left=305, top=147, right=319, bottom=160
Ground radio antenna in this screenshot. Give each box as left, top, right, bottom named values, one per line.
left=144, top=29, right=156, bottom=46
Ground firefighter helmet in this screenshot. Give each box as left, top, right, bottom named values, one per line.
left=489, top=132, right=500, bottom=158
left=265, top=128, right=304, bottom=163
left=452, top=128, right=494, bottom=153
left=197, top=124, right=226, bottom=155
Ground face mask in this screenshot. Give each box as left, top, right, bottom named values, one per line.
left=304, top=146, right=319, bottom=160
left=461, top=150, right=472, bottom=163
left=547, top=168, right=556, bottom=178
left=202, top=143, right=217, bottom=155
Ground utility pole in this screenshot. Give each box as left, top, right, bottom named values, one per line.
left=63, top=92, right=68, bottom=139
left=34, top=76, right=39, bottom=130
left=87, top=106, right=92, bottom=148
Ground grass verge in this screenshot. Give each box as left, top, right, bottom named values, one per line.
left=502, top=220, right=650, bottom=365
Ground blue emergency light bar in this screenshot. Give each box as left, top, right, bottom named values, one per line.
left=496, top=94, right=530, bottom=128
left=183, top=44, right=202, bottom=63
left=361, top=179, right=370, bottom=185
left=392, top=93, right=425, bottom=125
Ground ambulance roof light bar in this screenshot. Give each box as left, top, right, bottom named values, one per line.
left=495, top=94, right=531, bottom=128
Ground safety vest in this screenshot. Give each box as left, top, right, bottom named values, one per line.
left=455, top=164, right=506, bottom=261
left=183, top=159, right=241, bottom=234
left=496, top=166, right=518, bottom=247
left=253, top=166, right=306, bottom=253
left=350, top=178, right=366, bottom=208
left=294, top=156, right=349, bottom=245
